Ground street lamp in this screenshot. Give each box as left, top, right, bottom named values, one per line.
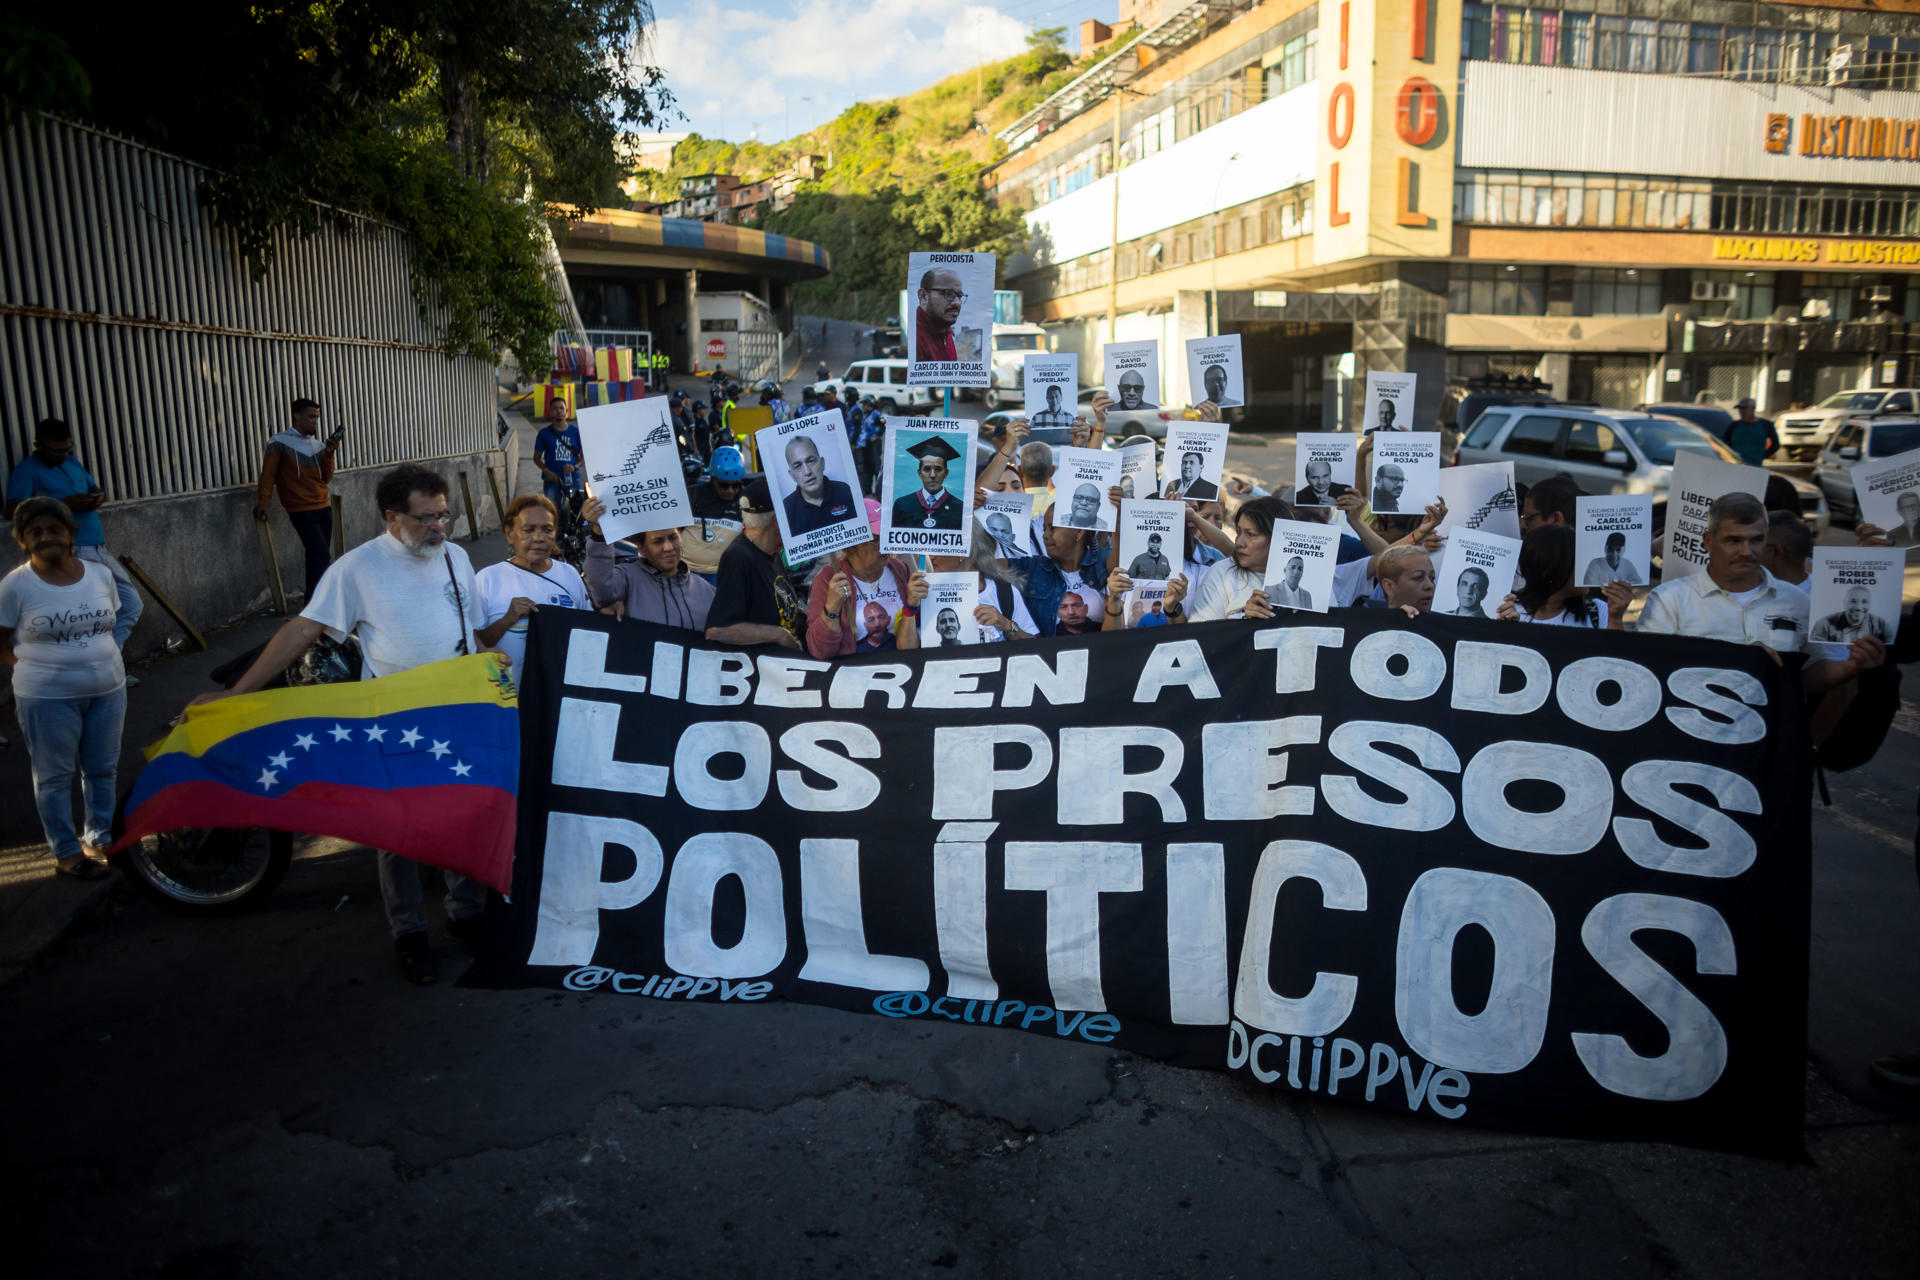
left=1209, top=152, right=1243, bottom=337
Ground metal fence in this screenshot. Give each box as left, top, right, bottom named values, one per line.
left=730, top=328, right=784, bottom=384
left=1, top=114, right=497, bottom=503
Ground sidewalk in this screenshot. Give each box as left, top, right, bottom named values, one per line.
left=0, top=405, right=544, bottom=981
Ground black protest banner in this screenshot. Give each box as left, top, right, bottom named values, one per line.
left=467, top=610, right=1811, bottom=1156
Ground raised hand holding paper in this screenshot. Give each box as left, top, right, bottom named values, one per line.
left=1163, top=421, right=1228, bottom=501
left=907, top=251, right=993, bottom=387
left=1262, top=519, right=1341, bottom=614
left=1364, top=371, right=1417, bottom=433
left=1368, top=431, right=1441, bottom=514
left=1806, top=547, right=1902, bottom=659
left=1663, top=452, right=1768, bottom=580
left=1105, top=340, right=1160, bottom=409
left=976, top=490, right=1036, bottom=558
left=1294, top=433, right=1357, bottom=507
left=1052, top=446, right=1119, bottom=532
left=1436, top=461, right=1520, bottom=539
left=922, top=572, right=983, bottom=647
left=1024, top=353, right=1079, bottom=426
left=1848, top=444, right=1920, bottom=547
left=1433, top=527, right=1522, bottom=618
left=879, top=417, right=976, bottom=556
left=1185, top=334, right=1244, bottom=408
left=758, top=410, right=869, bottom=561
left=576, top=397, right=691, bottom=541
left=1575, top=494, right=1653, bottom=586
left=1118, top=500, right=1184, bottom=581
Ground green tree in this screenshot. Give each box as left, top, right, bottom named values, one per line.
left=3, top=3, right=672, bottom=368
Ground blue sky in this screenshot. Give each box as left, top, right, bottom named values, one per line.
left=645, top=0, right=1113, bottom=144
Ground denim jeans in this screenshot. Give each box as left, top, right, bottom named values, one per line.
left=287, top=506, right=333, bottom=596
left=378, top=852, right=487, bottom=939
left=16, top=688, right=127, bottom=861
left=74, top=545, right=143, bottom=646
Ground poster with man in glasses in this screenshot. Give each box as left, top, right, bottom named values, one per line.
left=908, top=251, right=993, bottom=387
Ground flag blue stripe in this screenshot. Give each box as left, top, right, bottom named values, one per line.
left=128, top=704, right=518, bottom=810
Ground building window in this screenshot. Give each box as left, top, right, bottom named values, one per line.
left=1571, top=268, right=1663, bottom=316
left=1691, top=270, right=1776, bottom=322
left=1448, top=264, right=1548, bottom=316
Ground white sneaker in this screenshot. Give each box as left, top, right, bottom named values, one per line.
left=124, top=675, right=141, bottom=689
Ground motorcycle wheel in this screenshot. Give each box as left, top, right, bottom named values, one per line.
left=120, top=826, right=293, bottom=914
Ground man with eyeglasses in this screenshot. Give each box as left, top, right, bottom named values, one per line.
left=188, top=464, right=493, bottom=987
left=915, top=267, right=965, bottom=365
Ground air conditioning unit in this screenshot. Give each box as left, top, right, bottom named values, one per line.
left=1690, top=281, right=1737, bottom=302
left=1868, top=285, right=1894, bottom=303
left=1803, top=297, right=1834, bottom=319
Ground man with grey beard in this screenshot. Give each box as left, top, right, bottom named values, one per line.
left=186, top=463, right=492, bottom=986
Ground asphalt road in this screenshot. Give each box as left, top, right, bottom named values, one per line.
left=4, top=375, right=1918, bottom=1276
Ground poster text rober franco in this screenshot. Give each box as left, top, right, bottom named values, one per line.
left=471, top=610, right=1814, bottom=1156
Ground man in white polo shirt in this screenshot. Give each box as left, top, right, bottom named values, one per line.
left=1638, top=491, right=1883, bottom=695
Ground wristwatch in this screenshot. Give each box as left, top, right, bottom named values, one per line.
left=1165, top=601, right=1184, bottom=618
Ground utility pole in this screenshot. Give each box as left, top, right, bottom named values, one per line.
left=1104, top=87, right=1123, bottom=343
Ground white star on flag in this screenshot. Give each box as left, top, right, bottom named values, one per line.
left=450, top=760, right=473, bottom=777
left=293, top=733, right=317, bottom=751
left=429, top=740, right=451, bottom=759
left=365, top=725, right=387, bottom=742
left=399, top=727, right=423, bottom=747
left=329, top=724, right=353, bottom=742
left=256, top=768, right=280, bottom=790
left=267, top=751, right=292, bottom=769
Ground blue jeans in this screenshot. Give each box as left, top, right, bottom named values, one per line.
left=16, top=688, right=127, bottom=861
left=75, top=545, right=143, bottom=646
left=378, top=853, right=487, bottom=939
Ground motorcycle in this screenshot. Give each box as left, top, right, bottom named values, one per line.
left=115, top=633, right=360, bottom=914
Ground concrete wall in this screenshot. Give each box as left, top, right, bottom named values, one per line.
left=1, top=450, right=509, bottom=665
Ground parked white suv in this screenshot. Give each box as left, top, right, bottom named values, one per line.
left=809, top=359, right=936, bottom=413
left=1775, top=389, right=1919, bottom=460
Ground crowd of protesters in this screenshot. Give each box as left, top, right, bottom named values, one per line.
left=2, top=381, right=1915, bottom=1091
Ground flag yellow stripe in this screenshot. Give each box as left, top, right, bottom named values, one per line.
left=147, top=654, right=516, bottom=760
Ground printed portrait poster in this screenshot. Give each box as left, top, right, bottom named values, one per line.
left=1162, top=421, right=1229, bottom=501
left=921, top=572, right=983, bottom=648
left=1575, top=494, right=1654, bottom=587
left=757, top=410, right=869, bottom=562
left=576, top=397, right=692, bottom=542
left=1184, top=334, right=1244, bottom=408
left=1363, top=371, right=1418, bottom=433
left=906, top=251, right=994, bottom=387
left=975, top=490, right=1036, bottom=559
left=1805, top=547, right=1904, bottom=660
left=1662, top=452, right=1768, bottom=581
left=1124, top=578, right=1173, bottom=628
left=1849, top=444, right=1920, bottom=547
left=1368, top=431, right=1442, bottom=516
left=1117, top=499, right=1184, bottom=582
left=1261, top=519, right=1341, bottom=615
left=879, top=417, right=977, bottom=557
left=1294, top=433, right=1358, bottom=508
left=1051, top=445, right=1120, bottom=533
left=1436, top=461, right=1521, bottom=540
left=1114, top=441, right=1157, bottom=505
left=1105, top=340, right=1160, bottom=410
left=1023, top=353, right=1079, bottom=427
left=1433, top=527, right=1523, bottom=618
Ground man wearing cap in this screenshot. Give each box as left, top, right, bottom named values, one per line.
left=782, top=434, right=860, bottom=535
left=707, top=477, right=805, bottom=649
left=1126, top=531, right=1171, bottom=581
left=890, top=435, right=965, bottom=531
left=1724, top=397, right=1778, bottom=466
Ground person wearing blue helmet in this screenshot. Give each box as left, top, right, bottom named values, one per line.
left=691, top=445, right=747, bottom=521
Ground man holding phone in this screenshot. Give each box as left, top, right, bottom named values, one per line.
left=255, top=396, right=342, bottom=597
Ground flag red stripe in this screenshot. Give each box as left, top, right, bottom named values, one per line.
left=110, top=779, right=514, bottom=891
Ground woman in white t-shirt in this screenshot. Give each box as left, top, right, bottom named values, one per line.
left=0, top=497, right=127, bottom=879
left=1496, top=525, right=1630, bottom=631
left=476, top=494, right=591, bottom=689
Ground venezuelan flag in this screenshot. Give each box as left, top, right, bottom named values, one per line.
left=111, top=655, right=519, bottom=891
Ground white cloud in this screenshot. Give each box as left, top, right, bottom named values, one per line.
left=645, top=0, right=1031, bottom=143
